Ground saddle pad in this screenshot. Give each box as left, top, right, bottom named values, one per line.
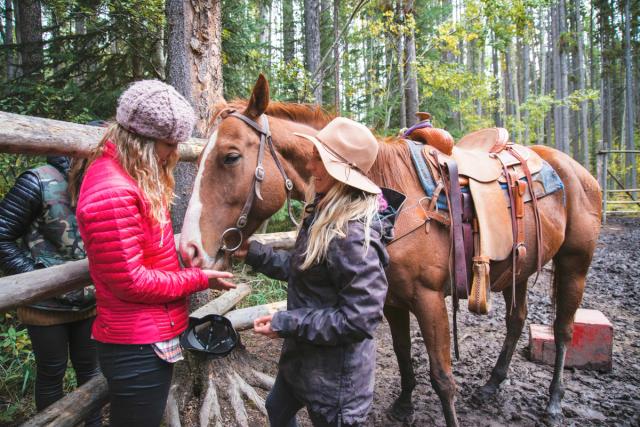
left=470, top=179, right=513, bottom=261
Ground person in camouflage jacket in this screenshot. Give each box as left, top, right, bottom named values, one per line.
left=0, top=155, right=101, bottom=426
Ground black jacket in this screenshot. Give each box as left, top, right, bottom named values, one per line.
left=0, top=156, right=93, bottom=311
left=246, top=210, right=390, bottom=424
left=0, top=157, right=70, bottom=274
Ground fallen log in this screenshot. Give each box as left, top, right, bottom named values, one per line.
left=226, top=300, right=287, bottom=331
left=0, top=232, right=294, bottom=314
left=250, top=231, right=296, bottom=250
left=0, top=111, right=206, bottom=162
left=190, top=282, right=252, bottom=319
left=20, top=375, right=108, bottom=427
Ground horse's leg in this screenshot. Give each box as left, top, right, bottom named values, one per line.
left=473, top=281, right=528, bottom=401
left=383, top=305, right=416, bottom=422
left=413, top=288, right=459, bottom=427
left=546, top=254, right=587, bottom=420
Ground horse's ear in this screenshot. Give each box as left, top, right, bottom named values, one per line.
left=244, top=74, right=270, bottom=119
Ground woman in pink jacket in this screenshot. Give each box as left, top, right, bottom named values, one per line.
left=73, top=80, right=234, bottom=426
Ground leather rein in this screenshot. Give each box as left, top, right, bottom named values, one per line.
left=218, top=111, right=299, bottom=253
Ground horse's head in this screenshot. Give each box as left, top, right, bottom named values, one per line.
left=179, top=75, right=318, bottom=269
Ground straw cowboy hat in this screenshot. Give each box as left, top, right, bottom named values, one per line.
left=294, top=117, right=381, bottom=194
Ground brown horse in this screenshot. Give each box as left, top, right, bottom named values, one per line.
left=179, top=75, right=602, bottom=426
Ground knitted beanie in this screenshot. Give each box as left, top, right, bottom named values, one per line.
left=116, top=80, right=196, bottom=143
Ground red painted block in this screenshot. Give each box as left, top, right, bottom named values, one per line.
left=529, top=309, right=613, bottom=371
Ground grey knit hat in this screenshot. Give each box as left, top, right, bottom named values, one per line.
left=116, top=80, right=196, bottom=143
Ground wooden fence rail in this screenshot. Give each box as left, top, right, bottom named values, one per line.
left=0, top=231, right=295, bottom=314
left=0, top=111, right=207, bottom=162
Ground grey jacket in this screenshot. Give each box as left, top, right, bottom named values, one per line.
left=246, top=213, right=390, bottom=424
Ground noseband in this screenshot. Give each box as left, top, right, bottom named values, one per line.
left=219, top=111, right=299, bottom=252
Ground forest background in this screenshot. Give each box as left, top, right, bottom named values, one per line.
left=0, top=0, right=637, bottom=423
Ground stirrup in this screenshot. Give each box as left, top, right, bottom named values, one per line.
left=469, top=256, right=491, bottom=314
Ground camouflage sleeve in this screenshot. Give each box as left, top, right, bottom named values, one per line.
left=0, top=172, right=43, bottom=274
left=77, top=186, right=209, bottom=304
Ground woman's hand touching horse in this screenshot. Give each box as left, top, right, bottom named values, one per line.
left=202, top=269, right=236, bottom=290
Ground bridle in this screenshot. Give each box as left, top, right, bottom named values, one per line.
left=218, top=111, right=299, bottom=252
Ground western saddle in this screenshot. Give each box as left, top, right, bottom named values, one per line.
left=405, top=120, right=544, bottom=316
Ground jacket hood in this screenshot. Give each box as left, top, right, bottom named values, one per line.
left=46, top=156, right=71, bottom=175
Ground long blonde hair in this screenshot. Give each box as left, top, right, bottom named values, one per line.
left=300, top=181, right=380, bottom=270
left=69, top=123, right=178, bottom=226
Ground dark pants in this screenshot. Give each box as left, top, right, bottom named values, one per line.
left=266, top=373, right=360, bottom=427
left=27, top=316, right=101, bottom=427
left=97, top=342, right=173, bottom=427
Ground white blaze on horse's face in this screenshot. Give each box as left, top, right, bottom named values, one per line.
left=180, top=130, right=218, bottom=268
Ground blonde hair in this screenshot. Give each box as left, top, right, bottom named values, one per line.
left=69, top=123, right=178, bottom=226
left=300, top=181, right=380, bottom=270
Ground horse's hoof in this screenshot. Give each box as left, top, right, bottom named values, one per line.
left=544, top=411, right=563, bottom=426
left=471, top=384, right=497, bottom=404
left=386, top=399, right=415, bottom=425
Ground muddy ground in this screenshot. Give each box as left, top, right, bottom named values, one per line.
left=242, top=216, right=640, bottom=426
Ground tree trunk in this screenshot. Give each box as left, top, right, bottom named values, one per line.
left=396, top=0, right=406, bottom=129
left=166, top=0, right=224, bottom=233
left=258, top=0, right=271, bottom=69
left=15, top=0, right=43, bottom=80
left=537, top=7, right=548, bottom=145
left=404, top=0, right=419, bottom=126
left=333, top=0, right=340, bottom=114
left=521, top=40, right=530, bottom=144
left=282, top=0, right=295, bottom=63
left=624, top=0, right=636, bottom=189
left=304, top=0, right=322, bottom=104
left=492, top=32, right=503, bottom=127
left=573, top=0, right=589, bottom=168
left=4, top=0, right=17, bottom=80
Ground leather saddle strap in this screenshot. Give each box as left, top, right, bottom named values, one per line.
left=507, top=147, right=543, bottom=283
left=461, top=192, right=474, bottom=285
left=499, top=160, right=519, bottom=312
left=443, top=160, right=469, bottom=300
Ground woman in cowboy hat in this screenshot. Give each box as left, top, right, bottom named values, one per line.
left=241, top=117, right=391, bottom=427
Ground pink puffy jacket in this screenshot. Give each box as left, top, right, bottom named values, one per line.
left=76, top=142, right=209, bottom=344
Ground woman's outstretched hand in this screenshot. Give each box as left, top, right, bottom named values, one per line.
left=202, top=269, right=236, bottom=290
left=253, top=314, right=279, bottom=339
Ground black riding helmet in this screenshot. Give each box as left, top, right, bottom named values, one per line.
left=180, top=314, right=239, bottom=358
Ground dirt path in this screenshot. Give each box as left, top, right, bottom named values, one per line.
left=244, top=217, right=640, bottom=426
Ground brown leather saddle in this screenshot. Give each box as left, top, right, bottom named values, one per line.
left=407, top=125, right=544, bottom=315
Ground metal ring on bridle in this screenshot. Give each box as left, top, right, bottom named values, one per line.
left=220, top=228, right=243, bottom=252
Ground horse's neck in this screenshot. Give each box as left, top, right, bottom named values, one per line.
left=368, top=138, right=416, bottom=191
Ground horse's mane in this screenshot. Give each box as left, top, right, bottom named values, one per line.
left=223, top=99, right=334, bottom=130
left=368, top=137, right=415, bottom=191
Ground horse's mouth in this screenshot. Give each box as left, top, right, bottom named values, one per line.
left=211, top=249, right=232, bottom=271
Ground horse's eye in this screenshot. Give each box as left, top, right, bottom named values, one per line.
left=224, top=153, right=241, bottom=165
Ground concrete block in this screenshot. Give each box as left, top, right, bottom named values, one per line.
left=529, top=308, right=613, bottom=371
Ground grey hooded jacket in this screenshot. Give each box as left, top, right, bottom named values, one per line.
left=246, top=212, right=390, bottom=424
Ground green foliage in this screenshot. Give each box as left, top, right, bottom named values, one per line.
left=1, top=1, right=166, bottom=122
left=238, top=273, right=288, bottom=309
left=0, top=155, right=44, bottom=198
left=0, top=313, right=35, bottom=424
left=266, top=200, right=303, bottom=233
